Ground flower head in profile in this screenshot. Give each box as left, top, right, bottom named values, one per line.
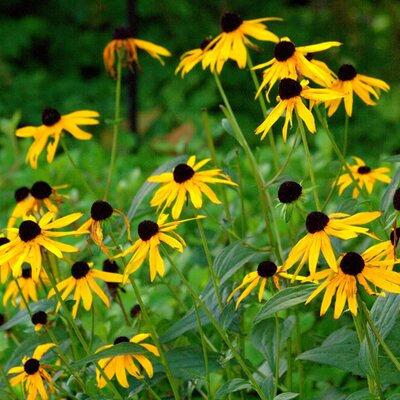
left=96, top=333, right=159, bottom=388
left=0, top=212, right=85, bottom=280
left=201, top=12, right=280, bottom=74
left=116, top=213, right=202, bottom=283
left=16, top=108, right=99, bottom=168
left=48, top=261, right=123, bottom=319
left=103, top=26, right=171, bottom=77
left=276, top=180, right=305, bottom=222
left=255, top=78, right=343, bottom=143
left=325, top=64, right=390, bottom=117
left=228, top=261, right=292, bottom=310
left=253, top=37, right=340, bottom=99
left=148, top=156, right=237, bottom=219
left=336, top=156, right=391, bottom=198
left=8, top=343, right=56, bottom=400
left=102, top=259, right=125, bottom=299
left=3, top=266, right=48, bottom=309
left=31, top=311, right=49, bottom=332
left=283, top=210, right=381, bottom=277
left=305, top=249, right=400, bottom=319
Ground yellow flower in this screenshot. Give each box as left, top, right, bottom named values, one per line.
left=96, top=333, right=159, bottom=388
left=283, top=210, right=381, bottom=276
left=148, top=155, right=237, bottom=219
left=305, top=250, right=400, bottom=319
left=3, top=266, right=49, bottom=309
left=116, top=213, right=201, bottom=283
left=31, top=311, right=49, bottom=332
left=202, top=12, right=280, bottom=74
left=255, top=78, right=343, bottom=143
left=325, top=64, right=390, bottom=117
left=103, top=26, right=171, bottom=77
left=48, top=261, right=123, bottom=319
left=0, top=212, right=85, bottom=280
left=0, top=235, right=13, bottom=283
left=16, top=108, right=99, bottom=169
left=253, top=37, right=340, bottom=99
left=336, top=156, right=391, bottom=198
left=8, top=342, right=56, bottom=400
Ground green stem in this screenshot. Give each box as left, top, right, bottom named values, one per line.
left=234, top=148, right=247, bottom=237
left=163, top=249, right=268, bottom=400
left=0, top=363, right=19, bottom=400
left=343, top=113, right=349, bottom=157
left=104, top=49, right=123, bottom=201
left=295, top=309, right=304, bottom=400
left=274, top=315, right=281, bottom=397
left=297, top=114, right=320, bottom=211
left=115, top=290, right=131, bottom=326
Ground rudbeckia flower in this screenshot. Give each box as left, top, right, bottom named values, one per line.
left=283, top=210, right=381, bottom=276
left=148, top=155, right=237, bottom=220
left=305, top=250, right=400, bottom=319
left=0, top=212, right=85, bottom=280
left=325, top=64, right=390, bottom=117
left=227, top=261, right=292, bottom=310
left=48, top=261, right=123, bottom=319
left=0, top=235, right=13, bottom=283
left=31, top=311, right=49, bottom=332
left=8, top=342, right=56, bottom=400
left=202, top=12, right=280, bottom=74
left=253, top=37, right=340, bottom=98
left=96, top=333, right=159, bottom=388
left=7, top=187, right=31, bottom=228
left=102, top=259, right=125, bottom=299
left=255, top=78, right=344, bottom=142
left=336, top=156, right=391, bottom=198
left=116, top=213, right=202, bottom=283
left=175, top=37, right=214, bottom=77
left=77, top=200, right=131, bottom=251
left=3, top=267, right=48, bottom=309
left=103, top=26, right=171, bottom=77
left=16, top=108, right=99, bottom=168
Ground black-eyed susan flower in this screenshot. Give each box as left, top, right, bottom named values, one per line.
left=7, top=187, right=31, bottom=228
left=325, top=64, right=390, bottom=117
left=103, top=26, right=171, bottom=77
left=283, top=210, right=381, bottom=276
left=148, top=155, right=237, bottom=220
left=0, top=212, right=85, bottom=280
left=130, top=304, right=141, bottom=319
left=255, top=78, right=344, bottom=142
left=393, top=188, right=400, bottom=211
left=201, top=12, right=280, bottom=74
left=102, top=259, right=125, bottom=299
left=116, top=213, right=202, bottom=283
left=305, top=250, right=400, bottom=319
left=48, top=261, right=123, bottom=318
left=276, top=180, right=305, bottom=222
left=31, top=311, right=49, bottom=332
left=77, top=200, right=130, bottom=250
left=175, top=37, right=214, bottom=77
left=8, top=342, right=56, bottom=400
left=96, top=333, right=159, bottom=388
left=227, top=261, right=293, bottom=310
left=253, top=37, right=340, bottom=98
left=3, top=266, right=48, bottom=309
left=336, top=156, right=391, bottom=198
left=16, top=108, right=99, bottom=169
left=0, top=236, right=13, bottom=283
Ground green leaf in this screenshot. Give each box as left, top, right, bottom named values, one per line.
left=370, top=292, right=400, bottom=339
left=387, top=395, right=400, bottom=400
left=297, top=328, right=363, bottom=375
left=273, top=393, right=299, bottom=400
left=72, top=342, right=148, bottom=367
left=254, top=285, right=316, bottom=323
left=380, top=166, right=400, bottom=213
left=215, top=378, right=252, bottom=398
left=345, top=389, right=376, bottom=400
left=221, top=118, right=235, bottom=138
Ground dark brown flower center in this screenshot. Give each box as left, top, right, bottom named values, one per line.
left=31, top=311, right=48, bottom=325
left=257, top=261, right=278, bottom=277
left=15, top=187, right=30, bottom=202
left=103, top=259, right=119, bottom=273
left=112, top=26, right=131, bottom=40
left=114, top=336, right=130, bottom=345
left=278, top=181, right=302, bottom=204
left=221, top=12, right=243, bottom=32
left=22, top=267, right=32, bottom=279
left=390, top=228, right=400, bottom=246
left=357, top=165, right=371, bottom=174
left=340, top=252, right=364, bottom=275
left=130, top=304, right=141, bottom=318
left=71, top=261, right=90, bottom=279
left=42, top=108, right=61, bottom=126
left=306, top=211, right=329, bottom=233
left=200, top=37, right=213, bottom=50
left=305, top=53, right=314, bottom=61
left=19, top=220, right=41, bottom=242
left=0, top=313, right=4, bottom=326
left=138, top=220, right=159, bottom=241
left=90, top=200, right=113, bottom=221
left=0, top=237, right=10, bottom=246
left=338, top=64, right=357, bottom=81
left=278, top=78, right=302, bottom=100
left=24, top=358, right=40, bottom=375
left=31, top=181, right=52, bottom=200
left=393, top=188, right=400, bottom=211
left=173, top=163, right=195, bottom=183
left=274, top=40, right=296, bottom=61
